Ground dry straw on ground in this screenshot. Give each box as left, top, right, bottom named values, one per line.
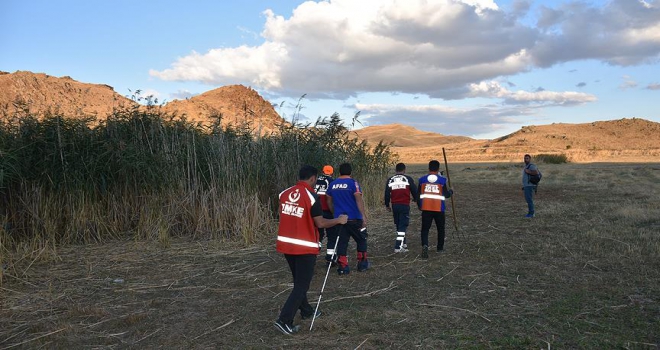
left=1, top=162, right=659, bottom=349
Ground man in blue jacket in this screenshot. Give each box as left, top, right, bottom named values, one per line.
left=326, top=163, right=369, bottom=275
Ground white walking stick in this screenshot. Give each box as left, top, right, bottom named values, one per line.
left=310, top=235, right=340, bottom=331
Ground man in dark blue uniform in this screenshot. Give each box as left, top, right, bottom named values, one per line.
left=326, top=163, right=369, bottom=275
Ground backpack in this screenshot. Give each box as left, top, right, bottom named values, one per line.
left=528, top=165, right=542, bottom=185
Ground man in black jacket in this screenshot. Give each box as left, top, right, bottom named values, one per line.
left=314, top=165, right=338, bottom=264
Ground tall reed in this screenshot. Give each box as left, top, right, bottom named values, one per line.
left=0, top=106, right=396, bottom=251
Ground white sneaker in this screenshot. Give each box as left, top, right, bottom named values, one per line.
left=402, top=243, right=408, bottom=249
left=394, top=247, right=409, bottom=253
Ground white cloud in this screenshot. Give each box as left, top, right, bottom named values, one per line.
left=467, top=81, right=597, bottom=105
left=127, top=89, right=162, bottom=104
left=355, top=102, right=531, bottom=136
left=512, top=0, right=532, bottom=17
left=150, top=42, right=287, bottom=89
left=237, top=26, right=259, bottom=40
left=353, top=81, right=598, bottom=135
left=151, top=0, right=536, bottom=98
left=141, top=89, right=161, bottom=99
left=532, top=0, right=660, bottom=66
left=646, top=83, right=660, bottom=90
left=150, top=0, right=660, bottom=100
left=620, top=75, right=639, bottom=90
left=170, top=89, right=197, bottom=100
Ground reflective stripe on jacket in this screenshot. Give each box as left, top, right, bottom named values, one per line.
left=418, top=172, right=447, bottom=212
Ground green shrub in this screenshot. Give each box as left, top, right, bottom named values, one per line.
left=535, top=153, right=568, bottom=164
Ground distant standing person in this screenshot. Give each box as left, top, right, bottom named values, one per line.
left=418, top=160, right=453, bottom=259
left=314, top=165, right=338, bottom=264
left=275, top=165, right=347, bottom=335
left=326, top=163, right=370, bottom=275
left=522, top=154, right=539, bottom=218
left=384, top=162, right=419, bottom=253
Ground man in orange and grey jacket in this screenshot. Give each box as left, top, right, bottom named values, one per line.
left=417, top=160, right=453, bottom=259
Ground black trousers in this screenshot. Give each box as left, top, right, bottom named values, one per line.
left=319, top=210, right=339, bottom=254
left=336, top=220, right=368, bottom=256
left=278, top=254, right=316, bottom=325
left=420, top=210, right=445, bottom=249
left=392, top=204, right=410, bottom=249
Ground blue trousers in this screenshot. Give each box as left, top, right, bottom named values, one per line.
left=392, top=204, right=410, bottom=249
left=524, top=186, right=535, bottom=215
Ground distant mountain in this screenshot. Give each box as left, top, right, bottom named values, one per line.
left=0, top=71, right=286, bottom=134
left=0, top=71, right=136, bottom=118
left=393, top=118, right=660, bottom=163
left=354, top=123, right=474, bottom=147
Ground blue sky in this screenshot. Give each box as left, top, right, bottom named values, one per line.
left=1, top=0, right=659, bottom=138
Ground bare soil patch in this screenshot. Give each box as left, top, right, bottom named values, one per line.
left=1, top=163, right=659, bottom=349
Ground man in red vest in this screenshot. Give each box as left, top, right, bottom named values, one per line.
left=418, top=160, right=453, bottom=259
left=275, top=165, right=348, bottom=335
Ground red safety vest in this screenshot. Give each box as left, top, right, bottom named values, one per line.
left=276, top=181, right=320, bottom=255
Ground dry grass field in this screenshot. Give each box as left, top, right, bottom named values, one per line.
left=1, top=162, right=659, bottom=349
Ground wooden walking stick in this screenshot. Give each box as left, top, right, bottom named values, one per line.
left=442, top=147, right=460, bottom=235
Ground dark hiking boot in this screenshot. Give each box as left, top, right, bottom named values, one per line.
left=421, top=245, right=429, bottom=259
left=274, top=319, right=300, bottom=335
left=337, top=264, right=350, bottom=275
left=301, top=310, right=322, bottom=320
left=325, top=254, right=337, bottom=267
left=357, top=259, right=370, bottom=272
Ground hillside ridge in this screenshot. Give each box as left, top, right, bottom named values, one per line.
left=0, top=71, right=285, bottom=134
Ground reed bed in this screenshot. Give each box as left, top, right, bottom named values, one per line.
left=0, top=108, right=395, bottom=260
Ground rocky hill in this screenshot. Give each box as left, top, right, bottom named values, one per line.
left=0, top=71, right=285, bottom=134
left=159, top=85, right=284, bottom=134
left=0, top=71, right=137, bottom=118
